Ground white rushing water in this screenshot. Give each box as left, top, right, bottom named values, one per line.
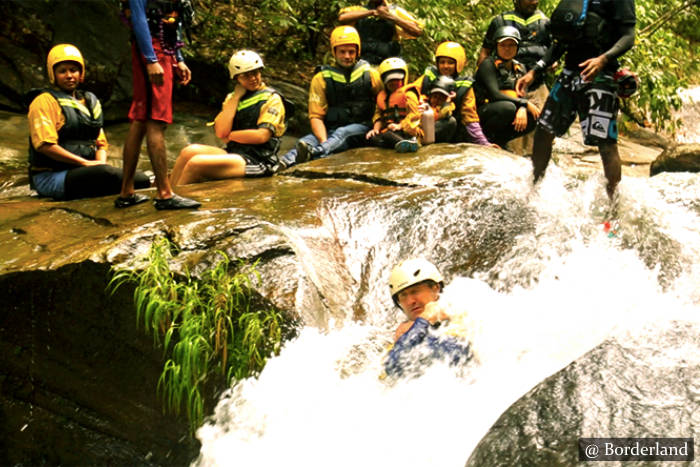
left=193, top=147, right=700, bottom=466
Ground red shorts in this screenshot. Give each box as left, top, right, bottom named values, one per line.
left=128, top=40, right=177, bottom=123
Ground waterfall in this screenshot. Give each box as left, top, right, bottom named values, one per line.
left=192, top=146, right=700, bottom=466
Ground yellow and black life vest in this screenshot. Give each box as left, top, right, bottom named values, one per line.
left=225, top=87, right=283, bottom=162
left=320, top=60, right=375, bottom=130
left=28, top=89, right=103, bottom=172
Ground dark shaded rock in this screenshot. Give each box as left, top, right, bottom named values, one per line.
left=466, top=321, right=700, bottom=466
left=0, top=0, right=133, bottom=121
left=650, top=143, right=700, bottom=176
left=0, top=261, right=198, bottom=465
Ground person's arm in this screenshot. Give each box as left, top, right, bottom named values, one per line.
left=128, top=0, right=157, bottom=62
left=310, top=118, right=328, bottom=143
left=227, top=128, right=273, bottom=145
left=308, top=72, right=329, bottom=143
left=517, top=40, right=565, bottom=94
left=399, top=89, right=423, bottom=136
left=377, top=5, right=423, bottom=38
left=579, top=25, right=635, bottom=82
left=477, top=47, right=492, bottom=67
left=338, top=6, right=373, bottom=25
left=214, top=85, right=247, bottom=140
left=37, top=143, right=103, bottom=167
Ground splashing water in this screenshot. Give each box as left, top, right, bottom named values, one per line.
left=193, top=154, right=700, bottom=467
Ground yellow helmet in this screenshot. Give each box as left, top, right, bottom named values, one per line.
left=47, top=44, right=85, bottom=85
left=389, top=258, right=444, bottom=306
left=330, top=26, right=361, bottom=56
left=435, top=41, right=466, bottom=74
left=378, top=57, right=408, bottom=84
left=228, top=50, right=264, bottom=79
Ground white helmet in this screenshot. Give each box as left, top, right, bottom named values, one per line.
left=228, top=50, right=264, bottom=79
left=389, top=258, right=444, bottom=306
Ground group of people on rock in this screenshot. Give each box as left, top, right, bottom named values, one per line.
left=27, top=0, right=636, bottom=209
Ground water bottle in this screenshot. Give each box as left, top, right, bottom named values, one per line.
left=421, top=107, right=435, bottom=144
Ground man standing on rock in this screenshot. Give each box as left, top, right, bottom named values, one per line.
left=280, top=26, right=382, bottom=167
left=517, top=0, right=636, bottom=200
left=116, top=0, right=201, bottom=210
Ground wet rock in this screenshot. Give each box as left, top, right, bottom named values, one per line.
left=466, top=321, right=700, bottom=467
left=0, top=143, right=518, bottom=464
left=650, top=143, right=700, bottom=176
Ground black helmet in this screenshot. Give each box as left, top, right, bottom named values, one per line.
left=429, top=75, right=455, bottom=96
left=495, top=25, right=521, bottom=45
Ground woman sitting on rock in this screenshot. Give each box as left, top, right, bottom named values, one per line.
left=473, top=26, right=541, bottom=150
left=27, top=44, right=150, bottom=201
left=170, top=50, right=287, bottom=185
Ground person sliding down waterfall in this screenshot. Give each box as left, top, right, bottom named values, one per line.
left=384, top=258, right=472, bottom=378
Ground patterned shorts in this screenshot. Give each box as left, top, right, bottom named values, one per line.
left=537, top=69, right=619, bottom=146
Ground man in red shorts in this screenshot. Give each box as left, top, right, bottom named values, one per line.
left=116, top=0, right=200, bottom=209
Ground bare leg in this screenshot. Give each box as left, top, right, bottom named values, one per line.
left=170, top=144, right=226, bottom=185
left=599, top=142, right=622, bottom=200
left=144, top=120, right=174, bottom=199
left=531, top=127, right=556, bottom=184
left=176, top=153, right=247, bottom=185
left=119, top=120, right=147, bottom=198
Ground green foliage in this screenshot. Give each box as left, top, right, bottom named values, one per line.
left=109, top=238, right=285, bottom=432
left=191, top=0, right=699, bottom=129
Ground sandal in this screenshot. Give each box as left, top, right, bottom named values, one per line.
left=153, top=194, right=201, bottom=210
left=114, top=193, right=150, bottom=208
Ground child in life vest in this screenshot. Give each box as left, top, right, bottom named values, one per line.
left=419, top=75, right=458, bottom=144
left=365, top=57, right=422, bottom=153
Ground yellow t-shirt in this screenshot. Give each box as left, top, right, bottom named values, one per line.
left=27, top=92, right=108, bottom=151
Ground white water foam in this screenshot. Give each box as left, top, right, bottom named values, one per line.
left=194, top=157, right=700, bottom=467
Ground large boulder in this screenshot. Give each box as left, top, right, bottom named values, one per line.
left=650, top=143, right=700, bottom=176
left=466, top=320, right=700, bottom=466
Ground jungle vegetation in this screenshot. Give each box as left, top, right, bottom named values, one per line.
left=188, top=0, right=699, bottom=131
left=109, top=238, right=289, bottom=432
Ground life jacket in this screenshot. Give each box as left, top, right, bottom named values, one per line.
left=550, top=0, right=609, bottom=48
left=496, top=10, right=550, bottom=68
left=420, top=66, right=473, bottom=125
left=225, top=87, right=283, bottom=163
left=28, top=89, right=103, bottom=172
left=320, top=60, right=375, bottom=130
left=355, top=12, right=400, bottom=65
left=377, top=83, right=420, bottom=126
left=475, top=58, right=527, bottom=105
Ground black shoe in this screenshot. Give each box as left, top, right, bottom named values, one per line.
left=269, top=160, right=287, bottom=175
left=295, top=140, right=312, bottom=164
left=153, top=194, right=201, bottom=210
left=114, top=193, right=150, bottom=208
